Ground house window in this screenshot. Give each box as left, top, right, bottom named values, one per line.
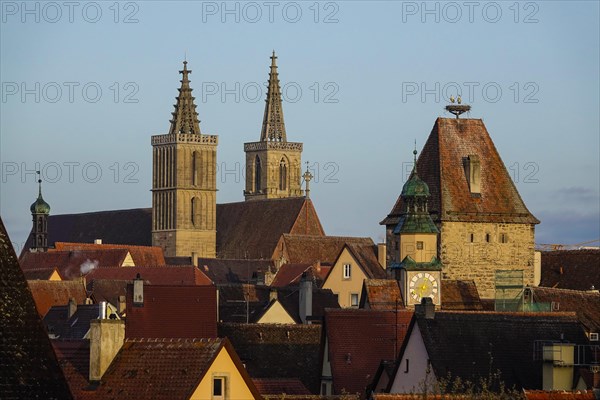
left=485, top=233, right=491, bottom=243
left=213, top=377, right=225, bottom=399
left=343, top=264, right=351, bottom=279
left=350, top=293, right=359, bottom=307
left=500, top=233, right=508, bottom=243
left=416, top=241, right=424, bottom=250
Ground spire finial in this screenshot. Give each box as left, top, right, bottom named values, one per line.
left=169, top=60, right=202, bottom=135
left=260, top=51, right=287, bottom=142
left=37, top=170, right=42, bottom=197
left=413, top=142, right=418, bottom=175
left=302, top=161, right=313, bottom=199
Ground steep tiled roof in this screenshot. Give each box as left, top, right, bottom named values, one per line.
left=91, top=338, right=261, bottom=400
left=440, top=280, right=483, bottom=310
left=54, top=242, right=165, bottom=266
left=22, top=208, right=153, bottom=255
left=88, top=279, right=128, bottom=309
left=216, top=198, right=324, bottom=259
left=52, top=340, right=91, bottom=397
left=23, top=266, right=61, bottom=280
left=85, top=265, right=212, bottom=286
left=253, top=378, right=311, bottom=395
left=540, top=250, right=600, bottom=291
left=219, top=323, right=323, bottom=393
left=197, top=258, right=275, bottom=284
left=27, top=279, right=88, bottom=317
left=280, top=234, right=375, bottom=265
left=359, top=279, right=404, bottom=310
left=21, top=249, right=130, bottom=279
left=382, top=118, right=539, bottom=226
left=0, top=216, right=73, bottom=399
left=527, top=286, right=600, bottom=332
left=344, top=243, right=387, bottom=279
left=325, top=309, right=413, bottom=397
left=126, top=284, right=217, bottom=339
left=406, top=311, right=588, bottom=391
left=271, top=263, right=314, bottom=287
left=524, top=390, right=596, bottom=399
left=44, top=304, right=102, bottom=339
left=218, top=284, right=339, bottom=323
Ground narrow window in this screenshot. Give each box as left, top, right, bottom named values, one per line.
left=192, top=151, right=197, bottom=186
left=350, top=293, right=359, bottom=307
left=279, top=158, right=287, bottom=190
left=404, top=359, right=409, bottom=373
left=254, top=155, right=262, bottom=192
left=485, top=233, right=491, bottom=243
left=213, top=377, right=224, bottom=399
left=343, top=264, right=351, bottom=279
left=416, top=241, right=424, bottom=250
left=469, top=233, right=474, bottom=243
left=500, top=233, right=508, bottom=243
left=191, top=197, right=200, bottom=227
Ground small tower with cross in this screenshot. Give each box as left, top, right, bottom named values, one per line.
left=302, top=162, right=314, bottom=199
left=30, top=171, right=51, bottom=252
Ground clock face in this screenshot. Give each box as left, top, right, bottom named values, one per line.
left=409, top=272, right=439, bottom=302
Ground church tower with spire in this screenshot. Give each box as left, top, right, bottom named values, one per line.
left=244, top=52, right=303, bottom=200
left=151, top=61, right=218, bottom=259
left=30, top=172, right=50, bottom=252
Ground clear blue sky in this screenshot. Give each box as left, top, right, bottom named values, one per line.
left=1, top=1, right=599, bottom=254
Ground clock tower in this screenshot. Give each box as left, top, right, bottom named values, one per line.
left=391, top=150, right=443, bottom=307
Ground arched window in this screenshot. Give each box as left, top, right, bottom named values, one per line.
left=255, top=156, right=262, bottom=192
left=279, top=158, right=287, bottom=190
left=191, top=197, right=200, bottom=226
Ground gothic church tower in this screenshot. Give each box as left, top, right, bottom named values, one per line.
left=244, top=52, right=303, bottom=200
left=152, top=61, right=217, bottom=258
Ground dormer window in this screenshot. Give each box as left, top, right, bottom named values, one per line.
left=463, top=155, right=481, bottom=195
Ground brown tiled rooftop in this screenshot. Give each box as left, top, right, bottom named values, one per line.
left=523, top=390, right=596, bottom=399
left=278, top=234, right=376, bottom=265
left=53, top=242, right=166, bottom=266
left=197, top=258, right=275, bottom=284
left=440, top=279, right=483, bottom=310
left=27, top=279, right=88, bottom=317
left=325, top=308, right=413, bottom=398
left=382, top=118, right=539, bottom=226
left=85, top=265, right=212, bottom=286
left=23, top=266, right=62, bottom=280
left=540, top=249, right=600, bottom=291
left=52, top=339, right=91, bottom=397
left=359, top=279, right=404, bottom=310
left=253, top=378, right=311, bottom=395
left=126, top=284, right=217, bottom=339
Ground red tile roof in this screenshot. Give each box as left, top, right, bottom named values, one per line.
left=540, top=250, right=600, bottom=291
left=382, top=118, right=539, bottom=226
left=92, top=338, right=261, bottom=400
left=125, top=284, right=217, bottom=339
left=85, top=266, right=212, bottom=286
left=196, top=258, right=275, bottom=284
left=343, top=243, right=387, bottom=279
left=524, top=390, right=596, bottom=399
left=52, top=339, right=91, bottom=397
left=359, top=279, right=404, bottom=310
left=270, top=263, right=314, bottom=287
left=253, top=378, right=311, bottom=395
left=20, top=249, right=130, bottom=279
left=27, top=279, right=88, bottom=317
left=440, top=280, right=483, bottom=310
left=278, top=234, right=376, bottom=265
left=1, top=217, right=74, bottom=400
left=217, top=198, right=325, bottom=259
left=325, top=309, right=413, bottom=397
left=23, top=267, right=62, bottom=280
left=53, top=242, right=165, bottom=266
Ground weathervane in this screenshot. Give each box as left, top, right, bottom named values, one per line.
left=302, top=161, right=313, bottom=199
left=445, top=95, right=471, bottom=118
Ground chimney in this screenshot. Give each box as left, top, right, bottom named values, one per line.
left=94, top=239, right=102, bottom=245
left=89, top=319, right=125, bottom=382
left=133, top=274, right=144, bottom=306
left=191, top=252, right=198, bottom=267
left=269, top=288, right=278, bottom=302
left=118, top=295, right=126, bottom=314
left=542, top=343, right=575, bottom=390
left=68, top=297, right=77, bottom=318
left=299, top=272, right=313, bottom=324
left=315, top=260, right=321, bottom=273
left=377, top=243, right=387, bottom=269
left=415, top=297, right=435, bottom=319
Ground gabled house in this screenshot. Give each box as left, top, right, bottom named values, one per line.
left=360, top=279, right=404, bottom=310
left=386, top=306, right=590, bottom=394
left=23, top=267, right=62, bottom=280
left=322, top=308, right=413, bottom=397
left=323, top=243, right=386, bottom=308
left=91, top=337, right=262, bottom=399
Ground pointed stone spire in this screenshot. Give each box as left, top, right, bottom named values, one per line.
left=169, top=60, right=201, bottom=135
left=260, top=51, right=287, bottom=142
